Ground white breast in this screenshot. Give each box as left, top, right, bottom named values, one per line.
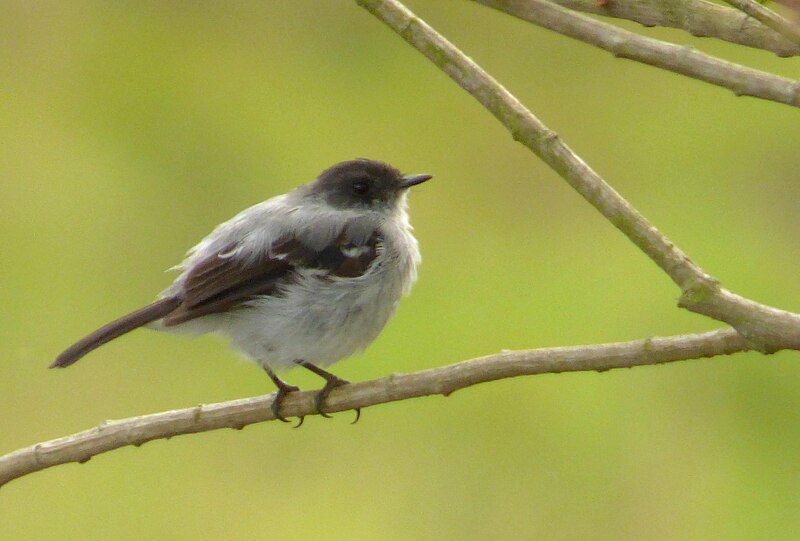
left=208, top=209, right=420, bottom=370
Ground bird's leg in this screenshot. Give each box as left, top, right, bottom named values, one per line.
left=294, top=360, right=360, bottom=423
left=263, top=366, right=302, bottom=425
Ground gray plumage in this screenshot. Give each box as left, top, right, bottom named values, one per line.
left=52, top=159, right=430, bottom=379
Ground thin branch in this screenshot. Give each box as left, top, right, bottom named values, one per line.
left=549, top=0, right=800, bottom=57
left=473, top=0, right=800, bottom=109
left=721, top=0, right=800, bottom=46
left=0, top=329, right=749, bottom=488
left=356, top=0, right=800, bottom=352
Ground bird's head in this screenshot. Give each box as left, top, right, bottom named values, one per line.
left=308, top=159, right=432, bottom=212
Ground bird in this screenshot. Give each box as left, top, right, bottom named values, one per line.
left=51, top=158, right=431, bottom=424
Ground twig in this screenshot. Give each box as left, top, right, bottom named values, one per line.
left=472, top=0, right=800, bottom=109
left=356, top=0, right=800, bottom=352
left=721, top=0, right=800, bottom=46
left=548, top=0, right=800, bottom=57
left=0, top=329, right=749, bottom=488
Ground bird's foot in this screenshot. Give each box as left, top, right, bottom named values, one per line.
left=271, top=382, right=301, bottom=424
left=295, top=361, right=361, bottom=423
left=263, top=366, right=301, bottom=424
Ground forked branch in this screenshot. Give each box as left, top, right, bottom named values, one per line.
left=473, top=0, right=800, bottom=108
left=356, top=0, right=800, bottom=352
left=546, top=0, right=800, bottom=57
left=720, top=0, right=800, bottom=46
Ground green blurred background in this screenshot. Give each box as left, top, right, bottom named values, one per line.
left=3, top=1, right=800, bottom=539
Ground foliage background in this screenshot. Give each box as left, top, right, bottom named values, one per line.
left=3, top=1, right=800, bottom=539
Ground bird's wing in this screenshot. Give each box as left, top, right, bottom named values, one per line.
left=162, top=229, right=382, bottom=326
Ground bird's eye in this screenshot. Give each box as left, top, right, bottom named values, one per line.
left=352, top=178, right=371, bottom=195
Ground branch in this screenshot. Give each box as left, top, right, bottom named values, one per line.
left=721, top=0, right=800, bottom=46
left=0, top=329, right=749, bottom=488
left=356, top=0, right=800, bottom=352
left=473, top=0, right=800, bottom=109
left=549, top=0, right=800, bottom=57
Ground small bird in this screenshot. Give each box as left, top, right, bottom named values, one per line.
left=52, top=159, right=431, bottom=423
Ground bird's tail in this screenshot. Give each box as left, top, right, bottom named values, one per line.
left=50, top=296, right=182, bottom=368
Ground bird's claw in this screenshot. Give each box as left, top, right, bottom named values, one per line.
left=294, top=360, right=362, bottom=423
left=270, top=383, right=300, bottom=423
left=313, top=375, right=350, bottom=418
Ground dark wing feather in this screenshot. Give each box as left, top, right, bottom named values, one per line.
left=162, top=231, right=381, bottom=327
left=318, top=230, right=381, bottom=277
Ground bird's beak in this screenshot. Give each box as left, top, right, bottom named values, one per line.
left=399, top=173, right=433, bottom=189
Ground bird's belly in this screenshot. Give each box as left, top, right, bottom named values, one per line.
left=219, top=270, right=406, bottom=369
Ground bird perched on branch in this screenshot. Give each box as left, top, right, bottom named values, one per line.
left=52, top=159, right=431, bottom=424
